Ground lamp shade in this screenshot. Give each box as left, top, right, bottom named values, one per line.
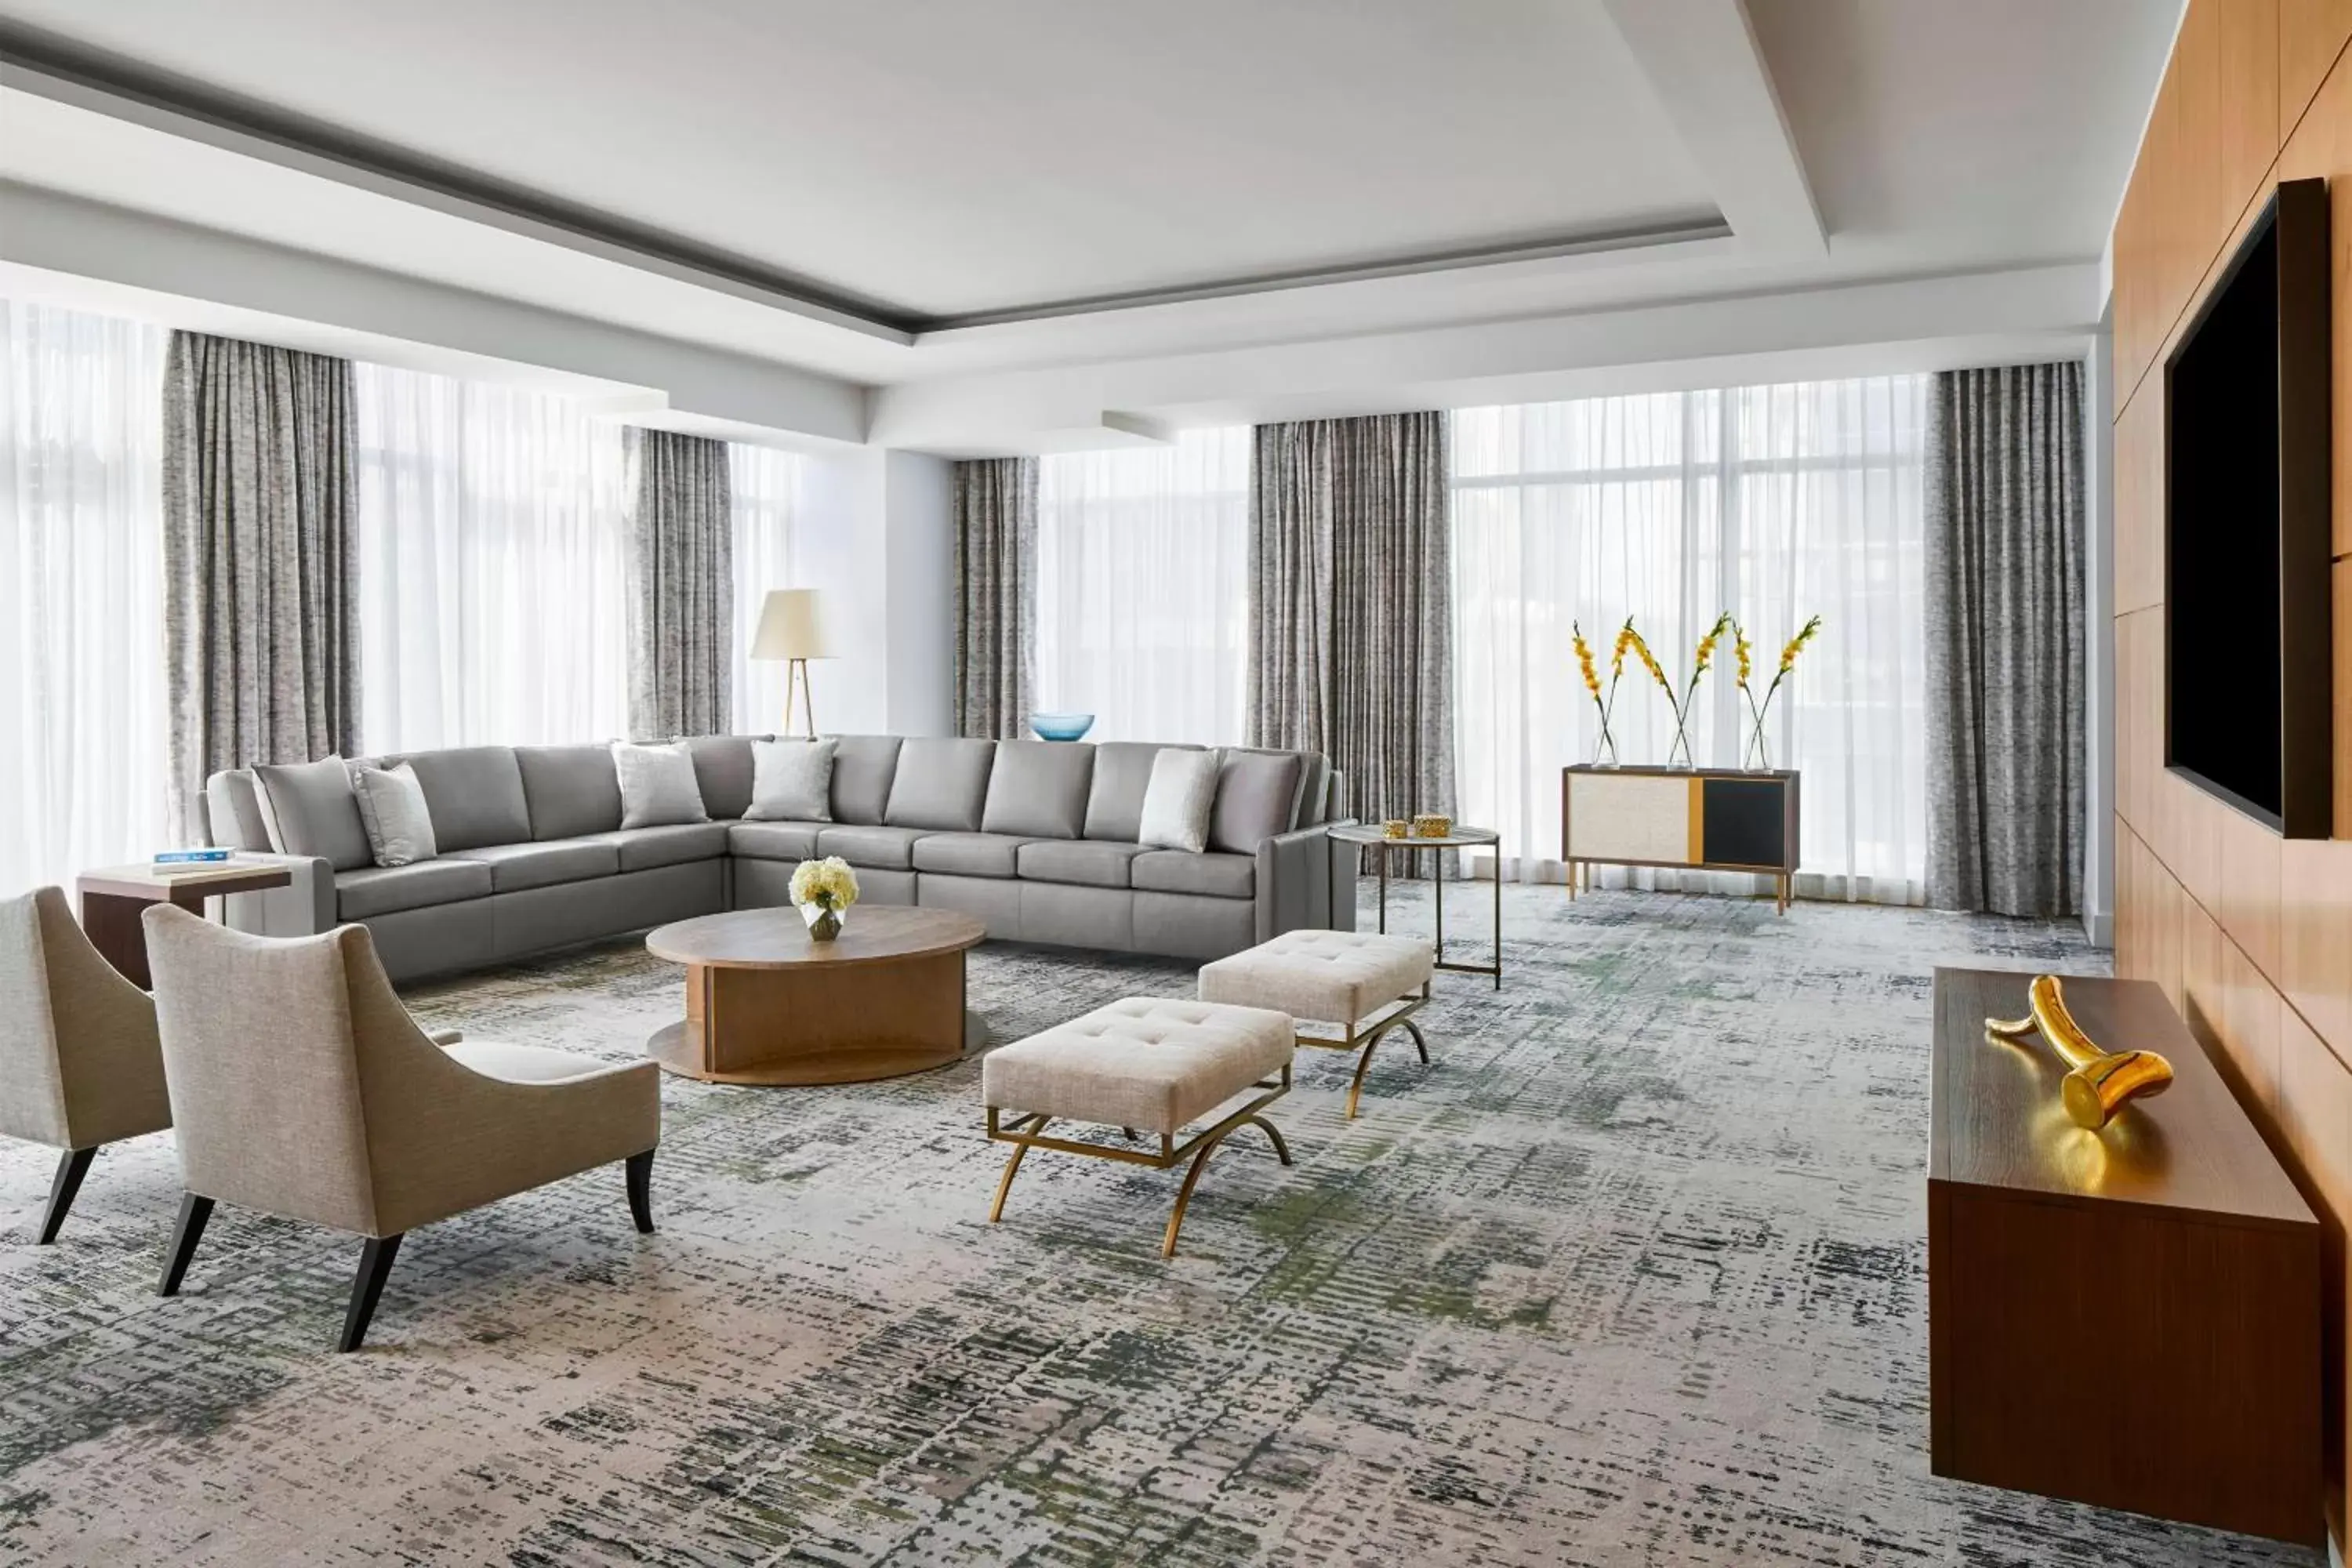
left=750, top=588, right=832, bottom=660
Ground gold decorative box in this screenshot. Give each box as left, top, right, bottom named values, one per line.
left=1411, top=814, right=1453, bottom=839
left=1381, top=819, right=1410, bottom=840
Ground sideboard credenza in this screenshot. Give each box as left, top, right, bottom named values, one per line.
left=1559, top=764, right=1798, bottom=913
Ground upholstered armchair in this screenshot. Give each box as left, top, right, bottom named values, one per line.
left=140, top=906, right=661, bottom=1351
left=0, top=887, right=173, bottom=1243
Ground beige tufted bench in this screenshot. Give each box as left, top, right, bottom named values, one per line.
left=1197, top=928, right=1436, bottom=1118
left=982, top=997, right=1295, bottom=1258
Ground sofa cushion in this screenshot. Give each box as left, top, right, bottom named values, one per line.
left=829, top=735, right=903, bottom=825
left=401, top=746, right=532, bottom=852
left=1017, top=839, right=1146, bottom=890
left=445, top=838, right=619, bottom=892
left=254, top=756, right=373, bottom=872
left=1210, top=750, right=1305, bottom=853
left=1139, top=748, right=1221, bottom=853
left=338, top=858, right=494, bottom=920
left=1131, top=849, right=1255, bottom=898
left=601, top=822, right=731, bottom=872
left=728, top=821, right=826, bottom=862
left=349, top=761, right=438, bottom=867
left=680, top=735, right=761, bottom=821
left=746, top=737, right=835, bottom=822
left=818, top=824, right=927, bottom=871
left=516, top=745, right=623, bottom=840
left=911, top=832, right=1031, bottom=879
left=1084, top=742, right=1200, bottom=843
left=884, top=737, right=996, bottom=831
left=982, top=739, right=1094, bottom=840
left=613, top=741, right=710, bottom=829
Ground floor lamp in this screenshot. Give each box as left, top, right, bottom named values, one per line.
left=750, top=588, right=833, bottom=739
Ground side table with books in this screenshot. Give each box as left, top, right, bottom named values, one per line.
left=76, top=854, right=295, bottom=989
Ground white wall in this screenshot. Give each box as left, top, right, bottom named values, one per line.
left=791, top=448, right=956, bottom=737
left=883, top=452, right=956, bottom=736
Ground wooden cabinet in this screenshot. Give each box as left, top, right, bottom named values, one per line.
left=1559, top=765, right=1798, bottom=912
left=1929, top=968, right=2321, bottom=1544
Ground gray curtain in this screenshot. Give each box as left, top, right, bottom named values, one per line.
left=953, top=457, right=1038, bottom=739
left=162, top=330, right=361, bottom=842
left=626, top=429, right=734, bottom=739
left=1925, top=362, right=2085, bottom=916
left=1250, top=412, right=1454, bottom=869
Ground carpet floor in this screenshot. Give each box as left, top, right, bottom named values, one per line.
left=0, top=887, right=2323, bottom=1566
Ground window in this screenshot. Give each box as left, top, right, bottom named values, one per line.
left=730, top=441, right=804, bottom=735
left=1036, top=428, right=1250, bottom=745
left=0, top=301, right=169, bottom=893
left=1452, top=377, right=1927, bottom=903
left=353, top=363, right=632, bottom=751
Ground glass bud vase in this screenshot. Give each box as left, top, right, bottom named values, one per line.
left=802, top=902, right=843, bottom=942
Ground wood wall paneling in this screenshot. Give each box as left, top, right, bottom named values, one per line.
left=2114, top=2, right=2352, bottom=1541
left=2281, top=0, right=2352, bottom=142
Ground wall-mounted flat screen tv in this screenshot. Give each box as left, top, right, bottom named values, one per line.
left=2164, top=176, right=2332, bottom=838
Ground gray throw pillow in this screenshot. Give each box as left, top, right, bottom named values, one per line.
left=1137, top=747, right=1222, bottom=854
left=348, top=762, right=438, bottom=868
left=746, top=738, right=836, bottom=822
left=612, top=741, right=710, bottom=829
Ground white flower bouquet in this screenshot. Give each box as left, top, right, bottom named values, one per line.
left=788, top=855, right=858, bottom=939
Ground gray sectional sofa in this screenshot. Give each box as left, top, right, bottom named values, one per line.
left=204, top=735, right=1356, bottom=982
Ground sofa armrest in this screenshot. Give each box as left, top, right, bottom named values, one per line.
left=1254, top=819, right=1359, bottom=942
left=220, top=854, right=336, bottom=938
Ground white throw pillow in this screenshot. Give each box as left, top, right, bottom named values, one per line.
left=746, top=737, right=837, bottom=822
left=612, top=741, right=710, bottom=829
left=1138, top=746, right=1222, bottom=854
left=347, top=762, right=438, bottom=868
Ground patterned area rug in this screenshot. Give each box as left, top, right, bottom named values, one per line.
left=0, top=887, right=2323, bottom=1566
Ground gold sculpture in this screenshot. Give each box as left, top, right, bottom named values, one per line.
left=1985, top=974, right=2174, bottom=1130
left=1411, top=814, right=1453, bottom=838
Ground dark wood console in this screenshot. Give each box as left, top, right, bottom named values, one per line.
left=1929, top=967, right=2321, bottom=1544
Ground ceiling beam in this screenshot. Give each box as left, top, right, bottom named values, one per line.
left=1597, top=0, right=1826, bottom=259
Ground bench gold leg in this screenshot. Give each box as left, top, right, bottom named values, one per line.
left=1403, top=1018, right=1429, bottom=1065
left=989, top=1114, right=1048, bottom=1222
left=1345, top=1036, right=1383, bottom=1120
left=1163, top=1114, right=1290, bottom=1258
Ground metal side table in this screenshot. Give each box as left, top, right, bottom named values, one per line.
left=1329, top=824, right=1503, bottom=989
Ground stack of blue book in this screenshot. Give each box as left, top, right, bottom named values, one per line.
left=153, top=848, right=234, bottom=867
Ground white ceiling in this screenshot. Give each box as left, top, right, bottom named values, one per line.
left=0, top=0, right=1722, bottom=323
left=0, top=0, right=2183, bottom=450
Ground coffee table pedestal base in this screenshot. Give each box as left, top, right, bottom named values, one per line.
left=648, top=951, right=980, bottom=1086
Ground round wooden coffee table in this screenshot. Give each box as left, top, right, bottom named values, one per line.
left=644, top=906, right=987, bottom=1086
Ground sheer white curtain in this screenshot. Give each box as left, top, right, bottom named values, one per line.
left=1036, top=428, right=1250, bottom=745
left=730, top=441, right=803, bottom=735
left=353, top=364, right=631, bottom=751
left=0, top=302, right=171, bottom=894
left=1452, top=376, right=1926, bottom=904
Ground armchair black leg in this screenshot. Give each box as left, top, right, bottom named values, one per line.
left=339, top=1233, right=405, bottom=1353
left=626, top=1150, right=655, bottom=1234
left=38, top=1147, right=96, bottom=1244
left=158, top=1193, right=214, bottom=1295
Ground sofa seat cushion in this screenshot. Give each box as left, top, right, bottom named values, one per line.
left=728, top=821, right=826, bottom=862
left=982, top=997, right=1294, bottom=1137
left=599, top=822, right=731, bottom=872
left=1131, top=849, right=1254, bottom=898
left=817, top=824, right=927, bottom=871
left=1198, top=929, right=1435, bottom=1029
left=1016, top=839, right=1146, bottom=890
left=911, top=832, right=1033, bottom=879
left=338, top=858, right=494, bottom=920
left=445, top=838, right=619, bottom=892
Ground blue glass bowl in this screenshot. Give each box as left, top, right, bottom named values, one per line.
left=1029, top=712, right=1095, bottom=742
